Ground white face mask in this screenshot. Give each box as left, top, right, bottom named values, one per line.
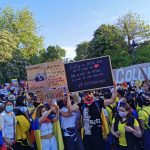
left=119, top=111, right=127, bottom=118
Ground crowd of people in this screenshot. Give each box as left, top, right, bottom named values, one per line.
left=0, top=80, right=149, bottom=150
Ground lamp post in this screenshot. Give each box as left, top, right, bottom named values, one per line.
left=131, top=40, right=138, bottom=65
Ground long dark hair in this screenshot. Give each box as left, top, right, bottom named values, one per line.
left=36, top=105, right=47, bottom=118
left=16, top=96, right=26, bottom=107
left=117, top=102, right=133, bottom=124
left=4, top=100, right=14, bottom=107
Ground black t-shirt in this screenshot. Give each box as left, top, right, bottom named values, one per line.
left=78, top=99, right=104, bottom=136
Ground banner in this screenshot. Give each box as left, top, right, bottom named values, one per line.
left=113, top=62, right=150, bottom=83
left=65, top=56, right=114, bottom=92
left=26, top=61, right=67, bottom=92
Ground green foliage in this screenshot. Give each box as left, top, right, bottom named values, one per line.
left=117, top=12, right=150, bottom=47
left=0, top=7, right=43, bottom=59
left=75, top=12, right=150, bottom=70
left=88, top=24, right=127, bottom=58
left=74, top=41, right=90, bottom=60
left=0, top=29, right=18, bottom=62
left=40, top=45, right=66, bottom=63
left=135, top=44, right=150, bottom=64
left=0, top=7, right=44, bottom=82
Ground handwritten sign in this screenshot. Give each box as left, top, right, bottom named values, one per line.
left=47, top=88, right=64, bottom=100
left=65, top=56, right=114, bottom=92
left=26, top=61, right=67, bottom=92
left=46, top=61, right=67, bottom=88
left=36, top=91, right=47, bottom=103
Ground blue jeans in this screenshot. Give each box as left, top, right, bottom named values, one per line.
left=143, top=130, right=150, bottom=150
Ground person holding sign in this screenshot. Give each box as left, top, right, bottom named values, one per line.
left=36, top=105, right=59, bottom=150
left=58, top=95, right=84, bottom=150
left=67, top=85, right=117, bottom=150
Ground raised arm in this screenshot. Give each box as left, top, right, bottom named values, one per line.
left=67, top=93, right=79, bottom=112
left=59, top=109, right=73, bottom=117
left=39, top=108, right=54, bottom=124
left=104, top=85, right=117, bottom=106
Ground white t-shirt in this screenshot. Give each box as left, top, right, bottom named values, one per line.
left=1, top=111, right=16, bottom=139
left=60, top=107, right=78, bottom=136
left=40, top=122, right=53, bottom=136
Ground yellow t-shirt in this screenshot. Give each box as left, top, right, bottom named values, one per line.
left=112, top=118, right=139, bottom=146
left=138, top=106, right=150, bottom=129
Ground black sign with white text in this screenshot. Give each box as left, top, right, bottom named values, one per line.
left=65, top=56, right=113, bottom=92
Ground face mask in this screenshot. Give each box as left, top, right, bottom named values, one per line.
left=119, top=111, right=127, bottom=118
left=6, top=105, right=14, bottom=112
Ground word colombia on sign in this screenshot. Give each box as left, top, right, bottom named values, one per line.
left=113, top=62, right=150, bottom=83
left=64, top=56, right=114, bottom=92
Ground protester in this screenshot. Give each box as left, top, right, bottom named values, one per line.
left=67, top=85, right=117, bottom=150
left=1, top=101, right=16, bottom=148
left=1, top=77, right=150, bottom=150
left=111, top=102, right=142, bottom=150
left=59, top=95, right=84, bottom=150
left=138, top=95, right=150, bottom=150
left=16, top=96, right=30, bottom=119
left=36, top=105, right=59, bottom=150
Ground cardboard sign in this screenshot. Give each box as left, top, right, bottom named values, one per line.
left=47, top=88, right=64, bottom=100
left=26, top=61, right=67, bottom=92
left=65, top=56, right=114, bottom=92
left=11, top=79, right=18, bottom=85
left=26, top=63, right=48, bottom=91
left=36, top=91, right=47, bottom=103
left=113, top=63, right=150, bottom=83
left=46, top=61, right=67, bottom=88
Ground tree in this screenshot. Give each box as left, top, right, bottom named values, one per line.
left=0, top=29, right=18, bottom=62
left=88, top=24, right=126, bottom=58
left=74, top=41, right=90, bottom=60
left=117, top=12, right=150, bottom=47
left=0, top=7, right=43, bottom=60
left=40, top=45, right=66, bottom=62
left=0, top=7, right=44, bottom=82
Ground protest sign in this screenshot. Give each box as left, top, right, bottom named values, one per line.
left=46, top=88, right=64, bottom=100
left=113, top=63, right=150, bottom=83
left=11, top=79, right=18, bottom=85
left=36, top=90, right=47, bottom=103
left=26, top=61, right=67, bottom=92
left=65, top=56, right=114, bottom=92
left=26, top=63, right=48, bottom=92
left=46, top=61, right=67, bottom=88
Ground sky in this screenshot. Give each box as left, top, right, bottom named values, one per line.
left=0, top=0, right=150, bottom=59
